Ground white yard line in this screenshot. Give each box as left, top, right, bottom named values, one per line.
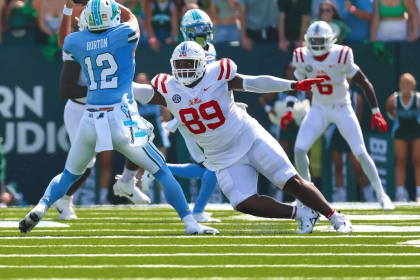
left=1, top=264, right=420, bottom=268
left=1, top=253, right=420, bottom=257
left=0, top=244, right=410, bottom=248
left=2, top=235, right=420, bottom=240
left=4, top=277, right=420, bottom=280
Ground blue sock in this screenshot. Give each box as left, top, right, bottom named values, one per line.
left=193, top=169, right=217, bottom=214
left=168, top=163, right=206, bottom=179
left=154, top=164, right=191, bottom=219
left=40, top=169, right=82, bottom=208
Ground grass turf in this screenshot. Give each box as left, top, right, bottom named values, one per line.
left=1, top=204, right=420, bottom=279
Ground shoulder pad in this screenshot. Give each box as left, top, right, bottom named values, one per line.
left=152, top=73, right=172, bottom=94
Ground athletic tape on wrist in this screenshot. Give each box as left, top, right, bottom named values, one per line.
left=63, top=5, right=73, bottom=16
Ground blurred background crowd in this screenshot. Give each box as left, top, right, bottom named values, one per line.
left=1, top=0, right=420, bottom=48
left=2, top=0, right=420, bottom=207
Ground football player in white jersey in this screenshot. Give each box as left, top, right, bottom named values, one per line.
left=280, top=21, right=394, bottom=210
left=135, top=40, right=354, bottom=233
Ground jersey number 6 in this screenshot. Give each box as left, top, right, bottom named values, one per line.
left=179, top=100, right=226, bottom=134
left=84, top=52, right=119, bottom=90
left=316, top=75, right=333, bottom=95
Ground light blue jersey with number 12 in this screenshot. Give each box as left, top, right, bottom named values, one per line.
left=63, top=22, right=138, bottom=106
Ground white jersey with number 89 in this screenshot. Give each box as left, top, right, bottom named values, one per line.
left=151, top=58, right=259, bottom=171
left=293, top=44, right=360, bottom=106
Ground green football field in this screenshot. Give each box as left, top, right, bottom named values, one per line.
left=1, top=203, right=420, bottom=280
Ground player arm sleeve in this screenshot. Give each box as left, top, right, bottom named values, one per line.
left=343, top=48, right=360, bottom=78
left=178, top=125, right=206, bottom=163
left=132, top=83, right=155, bottom=103
left=293, top=68, right=307, bottom=80
left=242, top=75, right=293, bottom=93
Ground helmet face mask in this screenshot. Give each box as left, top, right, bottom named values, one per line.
left=305, top=21, right=337, bottom=56
left=85, top=0, right=121, bottom=31
left=171, top=42, right=206, bottom=86
left=181, top=9, right=213, bottom=47
left=78, top=9, right=88, bottom=30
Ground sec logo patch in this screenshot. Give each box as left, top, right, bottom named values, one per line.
left=172, top=94, right=182, bottom=103
left=305, top=65, right=313, bottom=72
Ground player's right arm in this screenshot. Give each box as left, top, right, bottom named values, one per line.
left=119, top=4, right=140, bottom=54
left=60, top=61, right=87, bottom=99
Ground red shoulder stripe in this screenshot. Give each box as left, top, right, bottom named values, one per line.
left=154, top=74, right=161, bottom=90
left=218, top=58, right=225, bottom=81
left=161, top=74, right=168, bottom=94
left=343, top=48, right=351, bottom=64
left=338, top=46, right=346, bottom=64
left=294, top=49, right=298, bottom=63
left=299, top=48, right=304, bottom=63
left=225, top=59, right=231, bottom=79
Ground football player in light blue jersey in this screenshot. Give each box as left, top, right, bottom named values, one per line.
left=140, top=9, right=220, bottom=222
left=19, top=0, right=218, bottom=236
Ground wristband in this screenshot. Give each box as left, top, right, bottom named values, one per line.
left=149, top=37, right=157, bottom=43
left=372, top=107, right=380, bottom=114
left=264, top=105, right=272, bottom=113
left=63, top=5, right=73, bottom=16
left=349, top=6, right=356, bottom=13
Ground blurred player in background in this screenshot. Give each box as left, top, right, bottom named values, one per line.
left=142, top=9, right=222, bottom=222
left=20, top=0, right=218, bottom=236
left=283, top=21, right=394, bottom=210
left=325, top=80, right=375, bottom=203
left=386, top=73, right=420, bottom=202
left=145, top=40, right=353, bottom=233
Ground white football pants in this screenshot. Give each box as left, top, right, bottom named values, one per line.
left=216, top=124, right=297, bottom=209
left=294, top=103, right=384, bottom=197
left=65, top=110, right=165, bottom=176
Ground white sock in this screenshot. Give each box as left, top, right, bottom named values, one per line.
left=294, top=148, right=311, bottom=181
left=121, top=166, right=138, bottom=183
left=355, top=152, right=385, bottom=198
left=182, top=214, right=198, bottom=227
left=417, top=186, right=420, bottom=197
left=292, top=206, right=305, bottom=219
left=63, top=195, right=72, bottom=200
left=100, top=189, right=109, bottom=203
left=34, top=203, right=48, bottom=215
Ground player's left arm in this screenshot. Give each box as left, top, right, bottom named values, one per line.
left=60, top=61, right=88, bottom=99
left=351, top=70, right=387, bottom=132
left=228, top=74, right=324, bottom=93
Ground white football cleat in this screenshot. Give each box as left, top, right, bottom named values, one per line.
left=295, top=206, right=320, bottom=234
left=193, top=212, right=221, bottom=222
left=329, top=211, right=353, bottom=233
left=19, top=207, right=45, bottom=234
left=113, top=175, right=151, bottom=204
left=141, top=170, right=156, bottom=193
left=185, top=223, right=219, bottom=235
left=52, top=196, right=77, bottom=220
left=379, top=194, right=395, bottom=211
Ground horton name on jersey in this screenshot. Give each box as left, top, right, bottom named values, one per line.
left=87, top=38, right=108, bottom=51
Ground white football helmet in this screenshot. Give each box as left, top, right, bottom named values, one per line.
left=85, top=0, right=121, bottom=31
left=180, top=9, right=213, bottom=47
left=305, top=21, right=337, bottom=56
left=171, top=41, right=206, bottom=86
left=78, top=9, right=88, bottom=31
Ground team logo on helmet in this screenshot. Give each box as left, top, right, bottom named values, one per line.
left=172, top=94, right=182, bottom=103
left=179, top=42, right=191, bottom=57
left=305, top=65, right=313, bottom=72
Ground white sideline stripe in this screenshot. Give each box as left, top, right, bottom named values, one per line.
left=2, top=235, right=420, bottom=240
left=1, top=264, right=420, bottom=268
left=1, top=253, right=420, bottom=257
left=5, top=278, right=420, bottom=280
left=0, top=244, right=410, bottom=248
left=2, top=217, right=182, bottom=221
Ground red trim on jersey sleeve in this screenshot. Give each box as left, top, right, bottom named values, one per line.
left=294, top=49, right=298, bottom=63
left=161, top=74, right=168, bottom=94
left=299, top=48, right=304, bottom=63
left=225, top=59, right=231, bottom=79
left=218, top=58, right=225, bottom=81
left=338, top=46, right=346, bottom=64
left=154, top=74, right=161, bottom=91
left=343, top=48, right=351, bottom=64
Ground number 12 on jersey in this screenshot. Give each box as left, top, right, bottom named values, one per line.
left=179, top=100, right=226, bottom=134
left=84, top=52, right=119, bottom=90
